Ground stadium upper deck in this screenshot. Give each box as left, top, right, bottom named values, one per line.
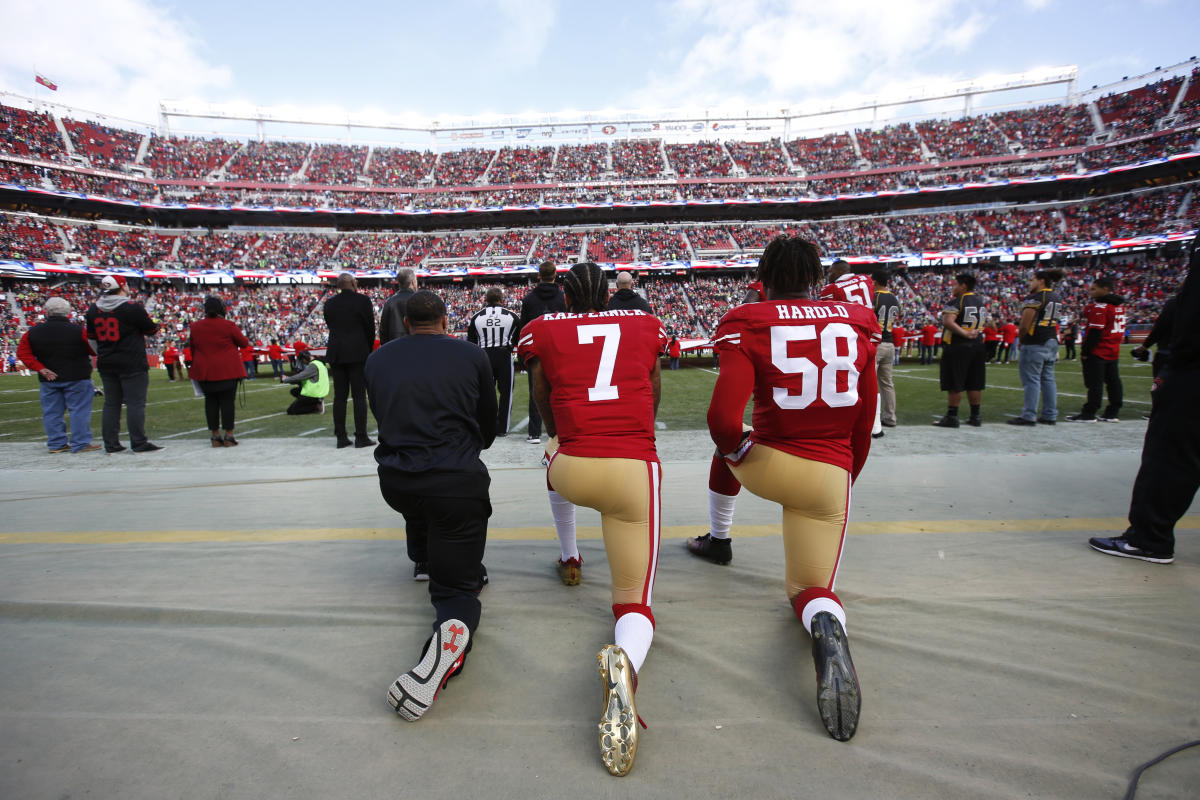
left=2, top=61, right=1199, bottom=219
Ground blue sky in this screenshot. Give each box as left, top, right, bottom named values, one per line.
left=1, top=0, right=1198, bottom=136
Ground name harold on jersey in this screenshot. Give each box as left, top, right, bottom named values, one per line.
left=774, top=303, right=852, bottom=320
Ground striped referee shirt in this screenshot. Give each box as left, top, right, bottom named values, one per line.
left=467, top=305, right=520, bottom=350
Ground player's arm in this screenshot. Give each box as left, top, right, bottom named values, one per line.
left=850, top=352, right=878, bottom=483
left=941, top=308, right=977, bottom=339
left=1019, top=305, right=1038, bottom=338
left=528, top=357, right=556, bottom=438
left=466, top=314, right=479, bottom=345
left=17, top=330, right=51, bottom=379
left=475, top=352, right=497, bottom=448
left=649, top=356, right=661, bottom=417
left=706, top=345, right=754, bottom=456
left=133, top=304, right=160, bottom=336
left=1081, top=308, right=1102, bottom=357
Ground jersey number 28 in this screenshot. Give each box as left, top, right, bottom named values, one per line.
left=770, top=323, right=860, bottom=410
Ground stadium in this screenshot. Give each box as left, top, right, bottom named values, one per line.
left=1, top=22, right=1198, bottom=800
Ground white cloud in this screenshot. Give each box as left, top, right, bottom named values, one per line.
left=636, top=0, right=992, bottom=111
left=0, top=0, right=231, bottom=125
left=492, top=0, right=558, bottom=68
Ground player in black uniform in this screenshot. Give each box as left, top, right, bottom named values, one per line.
left=1009, top=268, right=1064, bottom=426
left=934, top=273, right=986, bottom=428
left=467, top=287, right=520, bottom=435
left=872, top=270, right=901, bottom=433
left=85, top=275, right=162, bottom=453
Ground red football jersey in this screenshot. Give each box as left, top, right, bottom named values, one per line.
left=819, top=273, right=874, bottom=307
left=1000, top=323, right=1018, bottom=344
left=710, top=299, right=880, bottom=474
left=1083, top=300, right=1125, bottom=360
left=518, top=309, right=666, bottom=461
left=921, top=324, right=939, bottom=346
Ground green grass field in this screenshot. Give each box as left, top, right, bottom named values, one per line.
left=0, top=349, right=1155, bottom=443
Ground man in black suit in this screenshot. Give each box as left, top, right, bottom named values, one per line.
left=379, top=268, right=417, bottom=344
left=323, top=272, right=376, bottom=448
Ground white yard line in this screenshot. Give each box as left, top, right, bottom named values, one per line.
left=296, top=427, right=328, bottom=437
left=894, top=372, right=1151, bottom=405
left=511, top=416, right=529, bottom=432
left=159, top=412, right=287, bottom=439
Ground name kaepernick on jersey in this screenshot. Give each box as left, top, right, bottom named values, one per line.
left=518, top=308, right=666, bottom=462
left=711, top=299, right=881, bottom=474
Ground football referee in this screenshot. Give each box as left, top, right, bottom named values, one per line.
left=467, top=287, right=520, bottom=436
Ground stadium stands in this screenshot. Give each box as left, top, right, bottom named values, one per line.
left=725, top=139, right=789, bottom=176
left=306, top=144, right=368, bottom=184
left=786, top=132, right=859, bottom=173
left=487, top=146, right=554, bottom=183
left=665, top=140, right=732, bottom=177
left=0, top=105, right=67, bottom=162
left=611, top=139, right=665, bottom=178
left=225, top=140, right=310, bottom=182
left=433, top=148, right=495, bottom=186
left=1, top=212, right=62, bottom=261
left=367, top=146, right=436, bottom=187
left=553, top=143, right=608, bottom=181
left=1097, top=76, right=1183, bottom=137
left=146, top=135, right=240, bottom=179
left=857, top=123, right=925, bottom=167
left=63, top=118, right=143, bottom=169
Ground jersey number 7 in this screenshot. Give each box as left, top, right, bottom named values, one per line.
left=578, top=324, right=621, bottom=401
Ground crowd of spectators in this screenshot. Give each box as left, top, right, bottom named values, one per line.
left=611, top=139, right=665, bottom=178
left=728, top=224, right=808, bottom=250
left=685, top=226, right=736, bottom=251
left=146, top=135, right=240, bottom=179
left=635, top=228, right=688, bottom=260
left=856, top=123, right=925, bottom=167
left=640, top=277, right=696, bottom=337
left=0, top=160, right=48, bottom=186
left=176, top=231, right=255, bottom=269
left=428, top=233, right=491, bottom=260
left=1174, top=68, right=1200, bottom=125
left=62, top=224, right=175, bottom=269
left=487, top=146, right=554, bottom=183
left=681, top=275, right=742, bottom=334
left=433, top=148, right=495, bottom=186
left=542, top=187, right=610, bottom=204
left=1060, top=187, right=1191, bottom=241
left=334, top=234, right=417, bottom=267
left=553, top=143, right=608, bottom=180
left=587, top=229, right=638, bottom=262
left=1, top=213, right=62, bottom=261
left=1084, top=128, right=1198, bottom=169
left=885, top=213, right=980, bottom=252
left=725, top=139, right=790, bottom=176
left=248, top=232, right=340, bottom=271
left=974, top=209, right=1063, bottom=244
left=786, top=133, right=859, bottom=173
left=0, top=103, right=67, bottom=162
left=62, top=118, right=143, bottom=169
left=51, top=169, right=157, bottom=200
left=306, top=144, right=368, bottom=184
left=917, top=117, right=1009, bottom=160
left=486, top=231, right=538, bottom=258
left=367, top=146, right=436, bottom=187
left=809, top=218, right=895, bottom=255
left=1097, top=76, right=1184, bottom=138
left=475, top=188, right=543, bottom=206
left=225, top=141, right=311, bottom=182
left=679, top=181, right=807, bottom=199
left=612, top=184, right=677, bottom=201
left=665, top=140, right=732, bottom=177
left=531, top=230, right=583, bottom=262
left=989, top=104, right=1095, bottom=152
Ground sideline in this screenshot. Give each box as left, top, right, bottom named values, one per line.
left=2, top=516, right=1195, bottom=544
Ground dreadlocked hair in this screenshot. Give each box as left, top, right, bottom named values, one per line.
left=563, top=262, right=608, bottom=312
left=757, top=235, right=824, bottom=297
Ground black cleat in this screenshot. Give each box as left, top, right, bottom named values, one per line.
left=1037, top=418, right=1056, bottom=425
left=810, top=611, right=861, bottom=742
left=355, top=437, right=377, bottom=448
left=413, top=562, right=430, bottom=581
left=1088, top=536, right=1173, bottom=564
left=1065, top=414, right=1096, bottom=423
left=685, top=533, right=732, bottom=565
left=1006, top=417, right=1035, bottom=426
left=131, top=442, right=162, bottom=452
left=871, top=431, right=885, bottom=439
left=966, top=415, right=982, bottom=427
left=932, top=415, right=959, bottom=428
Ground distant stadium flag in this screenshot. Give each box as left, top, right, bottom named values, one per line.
left=35, top=74, right=58, bottom=91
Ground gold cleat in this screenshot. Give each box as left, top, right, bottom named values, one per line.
left=596, top=645, right=639, bottom=776
left=556, top=557, right=582, bottom=586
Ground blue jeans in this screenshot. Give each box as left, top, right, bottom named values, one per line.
left=1019, top=340, right=1058, bottom=421
left=41, top=379, right=95, bottom=451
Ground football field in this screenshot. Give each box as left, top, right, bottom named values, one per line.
left=0, top=348, right=1155, bottom=443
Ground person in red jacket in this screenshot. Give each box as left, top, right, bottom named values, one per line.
left=162, top=343, right=182, bottom=381
left=890, top=324, right=906, bottom=364
left=707, top=235, right=879, bottom=743
left=1067, top=277, right=1126, bottom=422
left=982, top=323, right=1000, bottom=363
left=188, top=296, right=251, bottom=446
left=267, top=339, right=285, bottom=381
left=292, top=339, right=309, bottom=372
left=240, top=343, right=257, bottom=379
left=999, top=321, right=1019, bottom=363
left=667, top=336, right=682, bottom=370
left=919, top=321, right=939, bottom=364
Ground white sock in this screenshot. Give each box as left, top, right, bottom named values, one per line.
left=708, top=490, right=737, bottom=539
left=548, top=490, right=578, bottom=561
left=614, top=612, right=654, bottom=673
left=872, top=392, right=882, bottom=435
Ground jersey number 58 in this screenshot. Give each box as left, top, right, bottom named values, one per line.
left=770, top=323, right=860, bottom=410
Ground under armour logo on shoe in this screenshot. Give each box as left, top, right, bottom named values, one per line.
left=443, top=624, right=465, bottom=654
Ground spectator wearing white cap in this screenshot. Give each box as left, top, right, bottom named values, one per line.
left=17, top=297, right=101, bottom=453
left=84, top=275, right=162, bottom=453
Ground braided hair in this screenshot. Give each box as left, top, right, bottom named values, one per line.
left=756, top=235, right=824, bottom=298
left=563, top=262, right=608, bottom=313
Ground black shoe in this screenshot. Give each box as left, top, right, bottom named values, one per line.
left=105, top=444, right=127, bottom=453
left=475, top=564, right=489, bottom=595
left=336, top=438, right=353, bottom=449
left=871, top=431, right=885, bottom=439
left=685, top=533, right=732, bottom=565
left=387, top=618, right=469, bottom=721
left=1097, top=416, right=1119, bottom=423
left=1088, top=536, right=1173, bottom=564
left=810, top=611, right=861, bottom=742
left=966, top=415, right=982, bottom=427
left=1006, top=417, right=1036, bottom=426
left=355, top=437, right=376, bottom=448
left=1037, top=418, right=1056, bottom=425
left=413, top=562, right=430, bottom=581
left=1065, top=414, right=1096, bottom=423
left=131, top=442, right=162, bottom=452
left=932, top=415, right=959, bottom=428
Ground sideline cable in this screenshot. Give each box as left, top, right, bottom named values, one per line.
left=1125, top=739, right=1200, bottom=799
